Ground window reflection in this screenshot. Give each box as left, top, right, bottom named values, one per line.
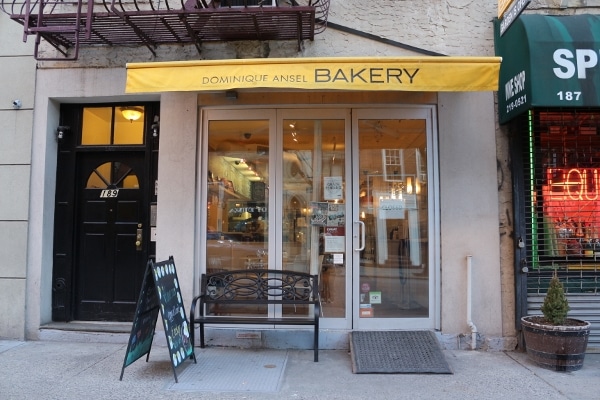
left=205, top=120, right=269, bottom=316
left=282, top=119, right=346, bottom=318
left=358, top=119, right=429, bottom=318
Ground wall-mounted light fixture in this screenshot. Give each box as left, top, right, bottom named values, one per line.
left=151, top=115, right=160, bottom=138
left=121, top=106, right=143, bottom=122
left=56, top=126, right=70, bottom=142
left=225, top=90, right=238, bottom=100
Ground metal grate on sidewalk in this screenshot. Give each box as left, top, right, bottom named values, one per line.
left=166, top=348, right=288, bottom=393
left=350, top=331, right=452, bottom=374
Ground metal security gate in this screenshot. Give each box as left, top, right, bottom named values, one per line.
left=513, top=108, right=600, bottom=349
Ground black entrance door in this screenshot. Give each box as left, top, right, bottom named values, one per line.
left=75, top=153, right=148, bottom=320
left=52, top=103, right=159, bottom=322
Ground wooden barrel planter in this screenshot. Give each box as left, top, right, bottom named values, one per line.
left=521, top=316, right=591, bottom=372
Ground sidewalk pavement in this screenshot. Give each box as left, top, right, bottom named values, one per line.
left=0, top=339, right=599, bottom=400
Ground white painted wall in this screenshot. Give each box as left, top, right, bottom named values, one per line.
left=0, top=14, right=35, bottom=340
left=438, top=92, right=503, bottom=341
left=154, top=92, right=199, bottom=316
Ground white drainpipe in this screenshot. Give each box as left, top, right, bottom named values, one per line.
left=466, top=255, right=478, bottom=350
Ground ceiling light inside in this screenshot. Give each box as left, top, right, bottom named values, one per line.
left=121, top=107, right=143, bottom=122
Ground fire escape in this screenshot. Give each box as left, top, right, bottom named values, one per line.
left=0, top=0, right=330, bottom=60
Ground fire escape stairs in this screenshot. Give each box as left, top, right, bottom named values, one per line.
left=0, top=0, right=330, bottom=60
left=25, top=0, right=94, bottom=60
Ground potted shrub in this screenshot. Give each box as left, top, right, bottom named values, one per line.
left=521, top=273, right=591, bottom=371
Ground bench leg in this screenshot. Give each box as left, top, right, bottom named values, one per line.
left=200, top=323, right=206, bottom=348
left=314, top=325, right=319, bottom=362
left=190, top=320, right=196, bottom=355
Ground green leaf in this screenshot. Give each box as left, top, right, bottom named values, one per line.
left=540, top=275, right=570, bottom=325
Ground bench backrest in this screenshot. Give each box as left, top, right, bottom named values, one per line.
left=200, top=269, right=319, bottom=305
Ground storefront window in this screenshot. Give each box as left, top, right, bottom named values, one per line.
left=357, top=118, right=429, bottom=318
left=281, top=119, right=346, bottom=318
left=202, top=108, right=434, bottom=326
left=205, top=119, right=269, bottom=316
left=529, top=110, right=600, bottom=293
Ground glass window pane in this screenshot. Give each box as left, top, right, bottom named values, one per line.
left=86, top=162, right=111, bottom=188
left=115, top=107, right=145, bottom=145
left=536, top=111, right=600, bottom=269
left=358, top=119, right=429, bottom=318
left=81, top=106, right=145, bottom=146
left=85, top=162, right=139, bottom=189
left=282, top=119, right=346, bottom=318
left=81, top=107, right=112, bottom=145
left=205, top=119, right=269, bottom=317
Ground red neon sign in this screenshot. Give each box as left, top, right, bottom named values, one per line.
left=547, top=168, right=600, bottom=201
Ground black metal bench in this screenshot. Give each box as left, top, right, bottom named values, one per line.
left=190, top=269, right=320, bottom=361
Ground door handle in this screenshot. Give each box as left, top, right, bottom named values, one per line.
left=354, top=221, right=365, bottom=251
left=136, top=224, right=142, bottom=251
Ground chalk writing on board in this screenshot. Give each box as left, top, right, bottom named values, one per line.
left=120, top=257, right=195, bottom=382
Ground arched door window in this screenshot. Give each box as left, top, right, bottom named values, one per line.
left=86, top=162, right=139, bottom=189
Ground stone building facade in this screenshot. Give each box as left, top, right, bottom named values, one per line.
left=2, top=0, right=595, bottom=351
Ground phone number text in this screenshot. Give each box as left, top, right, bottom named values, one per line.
left=506, top=94, right=527, bottom=113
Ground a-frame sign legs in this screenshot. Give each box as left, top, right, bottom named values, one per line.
left=120, top=257, right=196, bottom=382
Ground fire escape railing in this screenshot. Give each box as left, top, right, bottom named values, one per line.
left=0, top=0, right=329, bottom=60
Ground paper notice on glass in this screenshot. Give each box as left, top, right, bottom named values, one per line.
left=324, top=236, right=345, bottom=253
left=323, top=176, right=343, bottom=200
left=310, top=202, right=328, bottom=226
left=333, top=253, right=344, bottom=264
left=369, top=291, right=382, bottom=304
left=327, top=202, right=345, bottom=226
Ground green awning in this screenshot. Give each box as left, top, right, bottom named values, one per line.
left=495, top=14, right=600, bottom=124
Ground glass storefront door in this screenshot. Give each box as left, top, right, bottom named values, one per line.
left=201, top=107, right=436, bottom=330
left=279, top=110, right=351, bottom=324
left=203, top=110, right=274, bottom=318
left=352, top=108, right=436, bottom=330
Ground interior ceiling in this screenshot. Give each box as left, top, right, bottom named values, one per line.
left=209, top=118, right=427, bottom=185
left=209, top=119, right=427, bottom=152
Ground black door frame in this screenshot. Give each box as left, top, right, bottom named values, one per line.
left=52, top=102, right=159, bottom=321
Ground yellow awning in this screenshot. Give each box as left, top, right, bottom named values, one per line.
left=126, top=56, right=501, bottom=93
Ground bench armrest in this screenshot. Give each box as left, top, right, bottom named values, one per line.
left=189, top=293, right=205, bottom=320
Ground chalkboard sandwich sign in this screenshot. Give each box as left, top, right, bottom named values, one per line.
left=120, top=256, right=196, bottom=382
